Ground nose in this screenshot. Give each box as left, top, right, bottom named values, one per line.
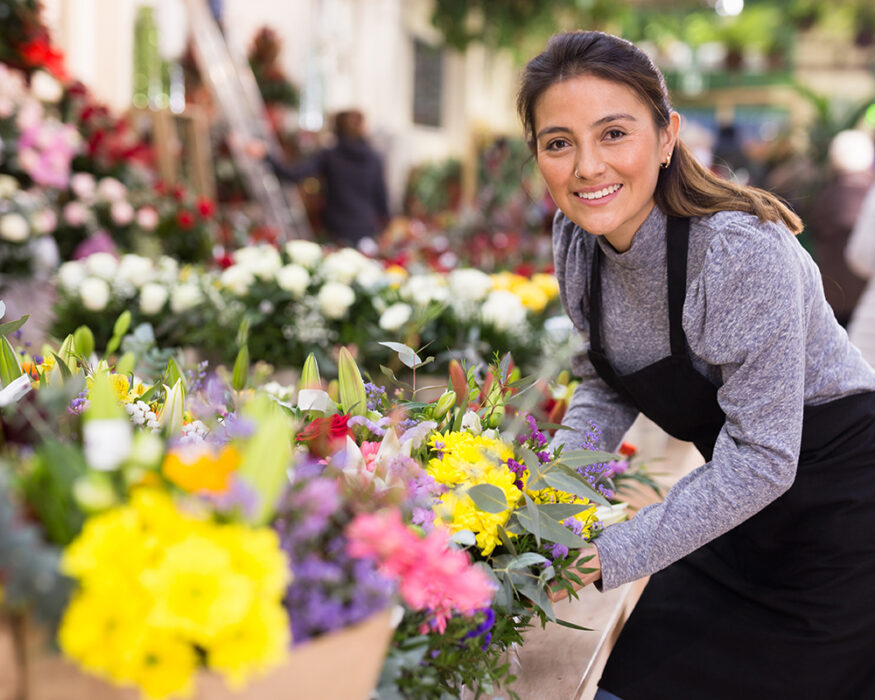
left=573, top=146, right=606, bottom=180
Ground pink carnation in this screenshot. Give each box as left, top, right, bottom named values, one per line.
left=347, top=509, right=495, bottom=633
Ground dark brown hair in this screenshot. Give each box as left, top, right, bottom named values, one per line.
left=517, top=31, right=802, bottom=234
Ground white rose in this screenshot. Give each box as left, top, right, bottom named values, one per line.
left=356, top=260, right=386, bottom=290
left=276, top=264, right=310, bottom=297
left=449, top=268, right=493, bottom=302
left=234, top=245, right=281, bottom=280
left=481, top=290, right=526, bottom=331
left=285, top=239, right=322, bottom=268
left=0, top=174, right=19, bottom=198
left=117, top=254, right=154, bottom=287
left=96, top=177, right=127, bottom=202
left=402, top=274, right=450, bottom=307
left=379, top=302, right=413, bottom=331
left=62, top=201, right=89, bottom=227
left=57, top=260, right=86, bottom=291
left=170, top=282, right=203, bottom=313
left=136, top=206, right=159, bottom=231
left=33, top=208, right=57, bottom=234
left=220, top=265, right=255, bottom=296
left=139, top=282, right=168, bottom=315
left=80, top=276, right=110, bottom=311
left=0, top=213, right=29, bottom=242
left=84, top=252, right=118, bottom=279
left=69, top=172, right=96, bottom=200
left=321, top=249, right=363, bottom=285
left=317, top=282, right=355, bottom=319
left=30, top=70, right=63, bottom=103
left=110, top=200, right=135, bottom=226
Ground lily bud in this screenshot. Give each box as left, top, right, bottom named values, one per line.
left=157, top=378, right=186, bottom=435
left=432, top=390, right=456, bottom=420
left=298, top=352, right=322, bottom=391
left=337, top=347, right=367, bottom=416
left=448, top=360, right=468, bottom=407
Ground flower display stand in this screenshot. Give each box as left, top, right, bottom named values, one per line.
left=9, top=608, right=394, bottom=700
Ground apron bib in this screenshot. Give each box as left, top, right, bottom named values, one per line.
left=590, top=217, right=875, bottom=700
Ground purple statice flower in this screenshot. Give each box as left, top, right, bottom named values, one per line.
left=399, top=417, right=419, bottom=433
left=545, top=517, right=585, bottom=561
left=581, top=420, right=601, bottom=451
left=603, top=459, right=630, bottom=479
left=463, top=607, right=496, bottom=651
left=363, top=382, right=385, bottom=411
left=32, top=354, right=43, bottom=365
left=274, top=459, right=394, bottom=643
left=68, top=389, right=88, bottom=415
left=507, top=457, right=527, bottom=491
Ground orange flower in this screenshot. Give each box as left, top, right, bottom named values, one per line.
left=162, top=444, right=240, bottom=494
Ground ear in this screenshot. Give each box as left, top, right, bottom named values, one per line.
left=662, top=112, right=681, bottom=153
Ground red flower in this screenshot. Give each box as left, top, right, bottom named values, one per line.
left=153, top=181, right=168, bottom=196
left=18, top=37, right=69, bottom=81
left=215, top=252, right=234, bottom=269
left=172, top=185, right=187, bottom=201
left=176, top=210, right=195, bottom=229
left=196, top=197, right=216, bottom=218
left=618, top=442, right=637, bottom=458
left=296, top=414, right=352, bottom=458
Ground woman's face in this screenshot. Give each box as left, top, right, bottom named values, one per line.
left=534, top=74, right=678, bottom=252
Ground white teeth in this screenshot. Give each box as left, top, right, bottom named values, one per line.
left=577, top=184, right=621, bottom=200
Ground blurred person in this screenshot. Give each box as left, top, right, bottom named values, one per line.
left=809, top=129, right=875, bottom=326
left=519, top=30, right=875, bottom=699
left=245, top=109, right=390, bottom=248
left=846, top=176, right=875, bottom=365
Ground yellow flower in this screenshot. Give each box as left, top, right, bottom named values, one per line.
left=531, top=273, right=560, bottom=300
left=144, top=534, right=255, bottom=645
left=59, top=588, right=150, bottom=680
left=126, top=629, right=198, bottom=700
left=512, top=281, right=549, bottom=313
left=217, top=525, right=290, bottom=599
left=209, top=598, right=290, bottom=688
left=162, top=444, right=241, bottom=494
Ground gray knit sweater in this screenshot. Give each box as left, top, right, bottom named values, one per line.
left=552, top=205, right=875, bottom=590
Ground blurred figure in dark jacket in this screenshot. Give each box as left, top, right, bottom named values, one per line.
left=808, top=130, right=874, bottom=326
left=250, top=110, right=390, bottom=247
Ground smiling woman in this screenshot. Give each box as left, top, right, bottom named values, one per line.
left=516, top=30, right=875, bottom=700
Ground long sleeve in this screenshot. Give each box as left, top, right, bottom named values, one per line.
left=266, top=151, right=323, bottom=184
left=595, top=217, right=812, bottom=589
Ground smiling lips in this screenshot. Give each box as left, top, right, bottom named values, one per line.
left=575, top=184, right=622, bottom=201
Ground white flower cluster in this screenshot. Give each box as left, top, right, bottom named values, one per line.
left=179, top=419, right=210, bottom=444
left=125, top=400, right=160, bottom=430
left=56, top=252, right=206, bottom=315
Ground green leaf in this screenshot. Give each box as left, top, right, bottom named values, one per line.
left=115, top=351, right=136, bottom=377
left=523, top=493, right=541, bottom=546
left=466, top=483, right=508, bottom=514
left=379, top=341, right=421, bottom=369
left=559, top=449, right=619, bottom=468
left=0, top=336, right=24, bottom=385
left=236, top=395, right=293, bottom=525
left=517, top=581, right=555, bottom=621
left=530, top=462, right=610, bottom=506
left=105, top=311, right=131, bottom=356
left=534, top=503, right=589, bottom=520
left=515, top=508, right=589, bottom=549
left=163, top=356, right=186, bottom=392
left=555, top=618, right=594, bottom=632
left=505, top=552, right=549, bottom=570
left=497, top=525, right=518, bottom=556
left=50, top=353, right=72, bottom=380
left=73, top=325, right=95, bottom=358
left=0, top=314, right=29, bottom=337
left=232, top=344, right=250, bottom=391
left=85, top=370, right=124, bottom=420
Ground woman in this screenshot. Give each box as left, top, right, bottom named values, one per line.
left=518, top=31, right=875, bottom=699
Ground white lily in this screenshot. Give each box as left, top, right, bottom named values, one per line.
left=157, top=378, right=185, bottom=434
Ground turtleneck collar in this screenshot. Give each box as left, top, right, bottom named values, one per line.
left=594, top=205, right=667, bottom=270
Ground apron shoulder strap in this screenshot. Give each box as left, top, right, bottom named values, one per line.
left=666, top=216, right=690, bottom=357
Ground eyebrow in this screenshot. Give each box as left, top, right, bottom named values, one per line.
left=535, top=112, right=638, bottom=140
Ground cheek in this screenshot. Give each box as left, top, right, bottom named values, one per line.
left=536, top=158, right=566, bottom=187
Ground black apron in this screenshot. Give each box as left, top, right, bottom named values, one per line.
left=591, top=217, right=875, bottom=700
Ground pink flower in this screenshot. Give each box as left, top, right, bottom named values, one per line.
left=360, top=441, right=380, bottom=472
left=136, top=206, right=159, bottom=231
left=347, top=509, right=495, bottom=633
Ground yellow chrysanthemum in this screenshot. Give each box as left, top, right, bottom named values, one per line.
left=217, top=525, right=290, bottom=599
left=209, top=598, right=291, bottom=688
left=490, top=270, right=528, bottom=293
left=144, top=534, right=255, bottom=646
left=162, top=444, right=241, bottom=494
left=125, top=629, right=199, bottom=700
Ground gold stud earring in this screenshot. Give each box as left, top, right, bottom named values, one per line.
left=660, top=152, right=672, bottom=169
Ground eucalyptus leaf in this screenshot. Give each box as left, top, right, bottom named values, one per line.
left=523, top=493, right=541, bottom=546
left=532, top=462, right=610, bottom=506
left=515, top=508, right=588, bottom=549
left=505, top=552, right=549, bottom=570
left=466, top=483, right=508, bottom=514
left=555, top=618, right=594, bottom=632
left=560, top=449, right=619, bottom=468
left=517, top=581, right=555, bottom=621
left=535, top=503, right=589, bottom=520
left=379, top=341, right=421, bottom=369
